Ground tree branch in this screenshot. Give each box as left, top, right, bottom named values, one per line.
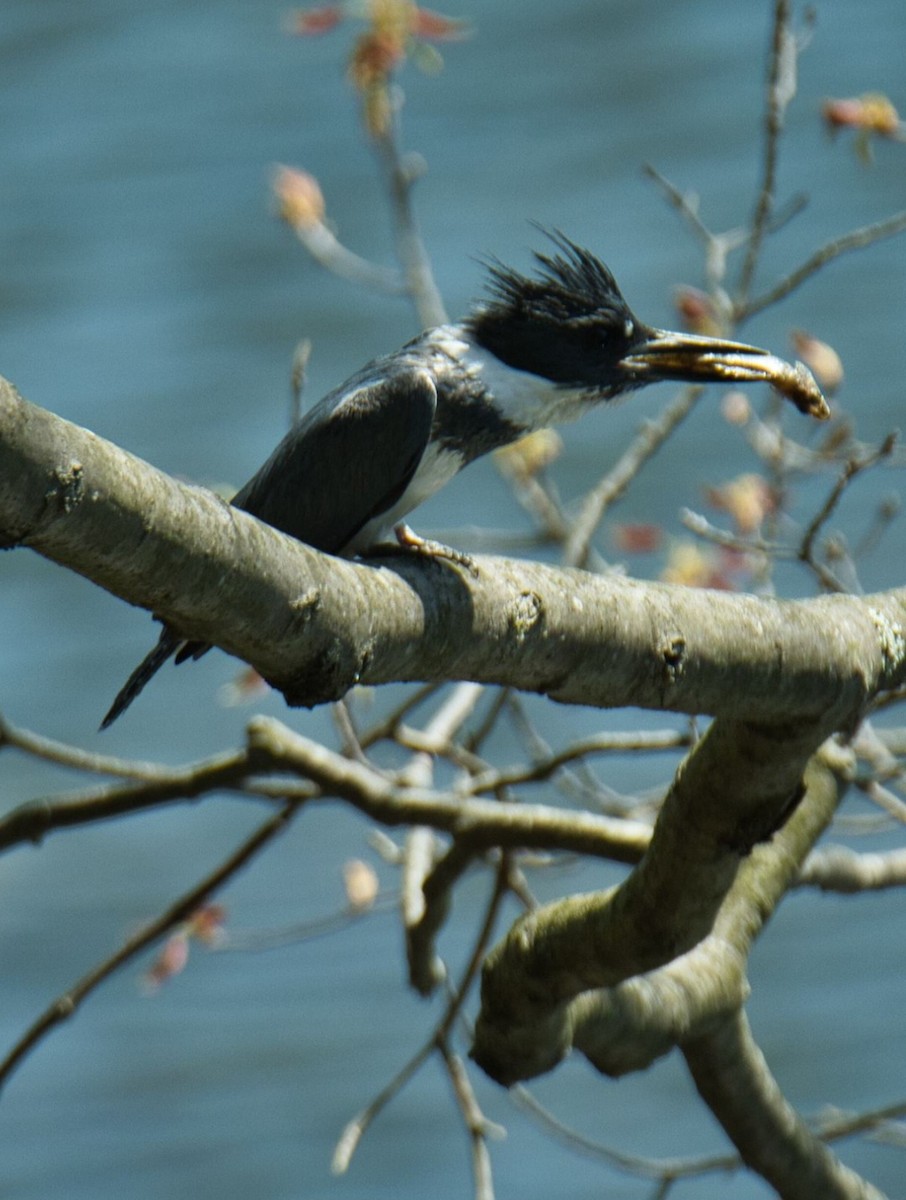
left=471, top=726, right=837, bottom=1085
left=684, top=1009, right=886, bottom=1200
left=0, top=802, right=296, bottom=1090
left=4, top=379, right=906, bottom=727
left=570, top=756, right=840, bottom=1076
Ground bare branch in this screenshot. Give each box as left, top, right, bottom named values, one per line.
left=643, top=162, right=747, bottom=290
left=392, top=682, right=486, bottom=991
left=332, top=1036, right=435, bottom=1174
left=372, top=91, right=447, bottom=327
left=684, top=1009, right=886, bottom=1200
left=860, top=778, right=906, bottom=825
left=799, top=435, right=898, bottom=574
left=333, top=853, right=507, bottom=1176
left=564, top=387, right=703, bottom=568
left=247, top=717, right=653, bottom=864
left=0, top=748, right=263, bottom=854
left=739, top=210, right=906, bottom=321
left=438, top=1040, right=500, bottom=1200
left=0, top=803, right=295, bottom=1090
left=460, top=727, right=691, bottom=797
left=285, top=216, right=408, bottom=294
left=472, top=729, right=839, bottom=1085
left=797, top=844, right=906, bottom=892
left=5, top=380, right=906, bottom=728
left=510, top=1083, right=740, bottom=1182
left=0, top=710, right=195, bottom=780
left=737, top=0, right=796, bottom=300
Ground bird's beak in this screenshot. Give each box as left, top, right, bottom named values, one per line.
left=619, top=329, right=830, bottom=420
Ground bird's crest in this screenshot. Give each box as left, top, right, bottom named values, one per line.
left=467, top=230, right=640, bottom=388
left=479, top=229, right=629, bottom=325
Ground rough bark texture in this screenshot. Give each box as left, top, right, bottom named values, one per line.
left=3, top=378, right=906, bottom=719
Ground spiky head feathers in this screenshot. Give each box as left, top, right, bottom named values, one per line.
left=467, top=232, right=647, bottom=391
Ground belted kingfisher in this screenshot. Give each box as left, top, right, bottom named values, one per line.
left=101, top=232, right=827, bottom=727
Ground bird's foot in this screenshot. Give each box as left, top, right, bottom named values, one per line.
left=393, top=523, right=479, bottom=577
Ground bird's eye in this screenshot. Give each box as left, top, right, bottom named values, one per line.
left=623, top=318, right=634, bottom=339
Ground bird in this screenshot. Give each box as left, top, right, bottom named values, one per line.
left=101, top=231, right=828, bottom=728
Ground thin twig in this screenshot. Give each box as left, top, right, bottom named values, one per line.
left=460, top=728, right=691, bottom=797
left=331, top=1037, right=436, bottom=1173
left=0, top=750, right=266, bottom=854
left=814, top=1095, right=906, bottom=1144
left=465, top=688, right=510, bottom=755
left=738, top=0, right=794, bottom=300
left=853, top=493, right=901, bottom=562
left=437, top=1040, right=499, bottom=1200
left=0, top=802, right=296, bottom=1090
left=215, top=892, right=397, bottom=951
left=394, top=723, right=490, bottom=775
left=495, top=462, right=571, bottom=542
left=643, top=163, right=746, bottom=290
left=799, top=435, right=898, bottom=574
left=859, top=779, right=906, bottom=826
left=0, top=711, right=204, bottom=781
left=739, top=209, right=906, bottom=321
left=509, top=1085, right=740, bottom=1182
left=396, top=682, right=486, bottom=785
left=797, top=845, right=906, bottom=892
left=643, top=162, right=713, bottom=245
left=358, top=682, right=446, bottom=749
left=564, top=387, right=703, bottom=568
left=373, top=89, right=447, bottom=328
left=331, top=699, right=371, bottom=765
left=681, top=508, right=783, bottom=558
left=288, top=219, right=407, bottom=294
left=333, top=856, right=509, bottom=1175
left=435, top=863, right=512, bottom=1200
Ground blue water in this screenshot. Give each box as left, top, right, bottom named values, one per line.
left=2, top=2, right=905, bottom=1197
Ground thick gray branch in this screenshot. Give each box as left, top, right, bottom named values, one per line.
left=3, top=378, right=906, bottom=721
left=471, top=719, right=833, bottom=1084
left=684, top=1009, right=886, bottom=1200
left=571, top=757, right=841, bottom=1077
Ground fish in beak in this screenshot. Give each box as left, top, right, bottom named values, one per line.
left=620, top=329, right=830, bottom=420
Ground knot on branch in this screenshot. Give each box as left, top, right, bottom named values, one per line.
left=507, top=590, right=544, bottom=642
left=659, top=632, right=687, bottom=688
left=46, top=461, right=85, bottom=516
left=867, top=604, right=906, bottom=675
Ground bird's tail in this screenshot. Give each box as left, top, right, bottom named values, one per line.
left=100, top=626, right=183, bottom=730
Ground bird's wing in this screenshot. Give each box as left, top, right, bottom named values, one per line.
left=101, top=368, right=436, bottom=729
left=231, top=367, right=438, bottom=552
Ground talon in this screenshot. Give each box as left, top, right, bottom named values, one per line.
left=394, top=523, right=479, bottom=577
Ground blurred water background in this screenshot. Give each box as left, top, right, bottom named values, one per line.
left=2, top=2, right=905, bottom=1197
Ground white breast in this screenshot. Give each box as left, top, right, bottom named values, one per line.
left=344, top=441, right=465, bottom=554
